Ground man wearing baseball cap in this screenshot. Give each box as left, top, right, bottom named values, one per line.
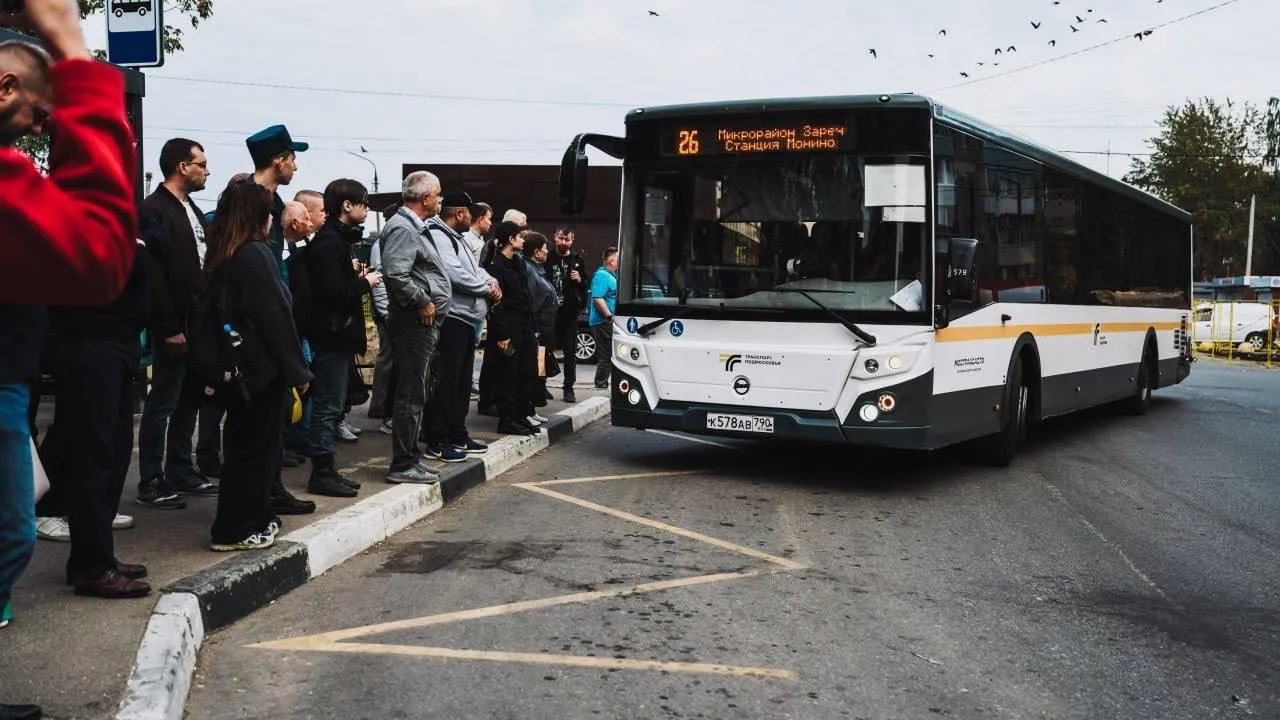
left=421, top=190, right=501, bottom=462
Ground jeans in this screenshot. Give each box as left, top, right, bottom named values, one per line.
left=424, top=317, right=477, bottom=447
left=306, top=350, right=351, bottom=458
left=284, top=339, right=313, bottom=452
left=369, top=316, right=395, bottom=417
left=553, top=311, right=579, bottom=389
left=212, top=378, right=284, bottom=544
left=38, top=337, right=136, bottom=579
left=137, top=346, right=198, bottom=482
left=591, top=323, right=613, bottom=387
left=389, top=309, right=439, bottom=471
left=0, top=382, right=36, bottom=613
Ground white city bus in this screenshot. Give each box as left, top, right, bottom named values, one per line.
left=559, top=95, right=1193, bottom=464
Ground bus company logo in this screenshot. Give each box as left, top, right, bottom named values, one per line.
left=1092, top=322, right=1102, bottom=346
left=732, top=375, right=751, bottom=396
left=720, top=354, right=743, bottom=372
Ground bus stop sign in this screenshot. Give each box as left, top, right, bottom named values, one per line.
left=106, top=0, right=163, bottom=68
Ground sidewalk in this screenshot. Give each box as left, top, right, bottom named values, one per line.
left=0, top=375, right=610, bottom=720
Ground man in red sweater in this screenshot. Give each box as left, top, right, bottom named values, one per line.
left=1, top=1, right=138, bottom=717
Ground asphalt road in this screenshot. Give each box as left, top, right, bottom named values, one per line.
left=186, top=358, right=1280, bottom=720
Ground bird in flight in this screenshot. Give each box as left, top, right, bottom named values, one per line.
left=939, top=29, right=947, bottom=36
left=1048, top=39, right=1057, bottom=46
left=869, top=48, right=877, bottom=58
left=1098, top=18, right=1107, bottom=23
left=1007, top=45, right=1016, bottom=52
left=960, top=72, right=969, bottom=77
left=648, top=10, right=659, bottom=16
left=928, top=53, right=935, bottom=58
left=1031, top=20, right=1041, bottom=29
left=1070, top=24, right=1079, bottom=32
left=360, top=145, right=368, bottom=153
left=1076, top=14, right=1085, bottom=22
left=994, top=47, right=1002, bottom=55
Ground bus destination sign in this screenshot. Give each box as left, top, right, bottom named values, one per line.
left=670, top=122, right=852, bottom=156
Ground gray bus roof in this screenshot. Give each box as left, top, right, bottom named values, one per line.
left=626, top=94, right=1192, bottom=223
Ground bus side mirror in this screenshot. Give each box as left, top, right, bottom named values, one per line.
left=558, top=144, right=589, bottom=215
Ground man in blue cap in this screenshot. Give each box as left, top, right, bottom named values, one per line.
left=247, top=124, right=309, bottom=283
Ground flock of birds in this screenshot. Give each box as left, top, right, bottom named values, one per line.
left=861, top=1, right=1171, bottom=78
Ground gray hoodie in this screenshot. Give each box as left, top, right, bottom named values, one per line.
left=380, top=206, right=451, bottom=322
left=427, top=216, right=494, bottom=328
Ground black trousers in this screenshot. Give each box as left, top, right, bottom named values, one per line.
left=492, top=327, right=537, bottom=423
left=211, top=378, right=284, bottom=544
left=196, top=402, right=224, bottom=470
left=38, top=336, right=137, bottom=579
left=424, top=317, right=477, bottom=447
left=553, top=310, right=579, bottom=388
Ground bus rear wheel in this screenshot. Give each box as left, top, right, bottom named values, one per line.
left=982, top=359, right=1028, bottom=467
left=1125, top=345, right=1155, bottom=416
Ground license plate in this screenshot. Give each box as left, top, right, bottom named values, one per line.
left=705, top=413, right=774, bottom=434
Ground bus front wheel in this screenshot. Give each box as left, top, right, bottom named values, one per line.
left=982, top=359, right=1028, bottom=467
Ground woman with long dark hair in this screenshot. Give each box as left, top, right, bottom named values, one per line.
left=484, top=222, right=539, bottom=435
left=200, top=180, right=312, bottom=551
left=520, top=232, right=559, bottom=419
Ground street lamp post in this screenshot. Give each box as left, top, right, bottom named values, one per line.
left=346, top=149, right=380, bottom=232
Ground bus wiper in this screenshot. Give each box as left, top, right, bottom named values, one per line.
left=636, top=305, right=697, bottom=338
left=772, top=288, right=877, bottom=347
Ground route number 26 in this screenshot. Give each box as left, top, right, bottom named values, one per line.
left=677, top=130, right=701, bottom=156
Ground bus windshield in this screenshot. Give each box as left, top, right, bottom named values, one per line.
left=622, top=154, right=931, bottom=316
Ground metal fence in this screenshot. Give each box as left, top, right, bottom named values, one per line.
left=1191, top=299, right=1279, bottom=368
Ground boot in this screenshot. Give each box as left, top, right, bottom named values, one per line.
left=271, top=477, right=316, bottom=515
left=307, top=454, right=358, bottom=498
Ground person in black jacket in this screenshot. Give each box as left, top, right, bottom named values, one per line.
left=485, top=222, right=540, bottom=435
left=547, top=227, right=588, bottom=403
left=35, top=226, right=156, bottom=599
left=137, top=138, right=218, bottom=507
left=301, top=179, right=381, bottom=497
left=200, top=180, right=312, bottom=552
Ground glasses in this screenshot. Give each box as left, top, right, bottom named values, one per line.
left=183, top=160, right=209, bottom=170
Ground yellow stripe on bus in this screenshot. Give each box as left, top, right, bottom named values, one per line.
left=936, top=321, right=1181, bottom=343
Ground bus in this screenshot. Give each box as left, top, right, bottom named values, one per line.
left=558, top=94, right=1193, bottom=464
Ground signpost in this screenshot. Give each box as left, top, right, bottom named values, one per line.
left=106, top=0, right=163, bottom=68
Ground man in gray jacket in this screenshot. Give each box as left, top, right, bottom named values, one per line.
left=379, top=171, right=451, bottom=484
left=422, top=191, right=502, bottom=462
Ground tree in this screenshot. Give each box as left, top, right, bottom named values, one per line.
left=1124, top=98, right=1279, bottom=279
left=14, top=1, right=214, bottom=167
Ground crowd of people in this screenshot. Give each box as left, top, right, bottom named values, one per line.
left=0, top=3, right=620, bottom=716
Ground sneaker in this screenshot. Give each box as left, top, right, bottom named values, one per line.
left=170, top=473, right=219, bottom=497
left=112, top=513, right=135, bottom=530
left=36, top=516, right=70, bottom=542
left=531, top=412, right=550, bottom=424
left=525, top=414, right=547, bottom=427
left=137, top=476, right=187, bottom=510
left=379, top=417, right=393, bottom=435
left=0, top=601, right=11, bottom=629
left=336, top=423, right=360, bottom=443
left=210, top=532, right=275, bottom=552
left=470, top=384, right=480, bottom=399
left=339, top=419, right=363, bottom=437
left=426, top=445, right=468, bottom=463
left=266, top=516, right=283, bottom=536
left=452, top=439, right=489, bottom=455
left=563, top=389, right=577, bottom=403
left=386, top=462, right=440, bottom=484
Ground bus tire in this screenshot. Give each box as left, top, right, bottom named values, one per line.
left=1125, top=343, right=1156, bottom=416
left=982, top=358, right=1028, bottom=467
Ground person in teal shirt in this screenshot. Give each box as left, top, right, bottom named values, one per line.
left=588, top=247, right=619, bottom=388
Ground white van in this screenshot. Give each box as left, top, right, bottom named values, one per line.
left=1193, top=302, right=1278, bottom=351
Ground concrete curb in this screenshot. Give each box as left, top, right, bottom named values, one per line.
left=115, top=395, right=611, bottom=719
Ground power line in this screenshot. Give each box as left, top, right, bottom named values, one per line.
left=1060, top=149, right=1267, bottom=159
left=143, top=75, right=637, bottom=109
left=930, top=0, right=1247, bottom=93
left=146, top=124, right=565, bottom=145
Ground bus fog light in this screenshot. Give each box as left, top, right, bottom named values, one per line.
left=877, top=393, right=897, bottom=413
left=864, top=359, right=879, bottom=374
left=627, top=389, right=642, bottom=405
left=618, top=379, right=630, bottom=394
left=887, top=355, right=904, bottom=371
left=859, top=404, right=880, bottom=423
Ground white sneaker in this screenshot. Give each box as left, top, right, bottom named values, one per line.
left=379, top=418, right=393, bottom=435
left=36, top=516, right=71, bottom=542
left=526, top=413, right=549, bottom=426
left=210, top=532, right=275, bottom=552
left=336, top=423, right=359, bottom=443
left=339, top=419, right=363, bottom=437
left=112, top=513, right=135, bottom=530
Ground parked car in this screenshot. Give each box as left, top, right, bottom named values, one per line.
left=1193, top=301, right=1278, bottom=351
left=571, top=283, right=668, bottom=364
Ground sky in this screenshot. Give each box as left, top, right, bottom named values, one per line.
left=85, top=0, right=1276, bottom=207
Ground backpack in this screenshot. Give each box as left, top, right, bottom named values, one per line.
left=186, top=272, right=250, bottom=408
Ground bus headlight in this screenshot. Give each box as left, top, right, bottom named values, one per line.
left=887, top=355, right=904, bottom=371
left=628, top=389, right=642, bottom=405
left=616, top=342, right=645, bottom=366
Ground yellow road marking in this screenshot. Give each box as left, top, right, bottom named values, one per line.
left=252, top=570, right=764, bottom=647
left=530, top=469, right=704, bottom=487
left=514, top=482, right=808, bottom=570
left=265, top=642, right=797, bottom=680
